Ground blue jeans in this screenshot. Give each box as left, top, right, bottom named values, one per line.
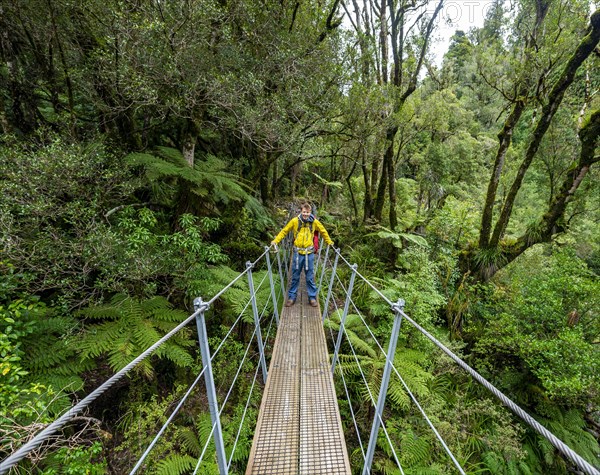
left=288, top=252, right=317, bottom=301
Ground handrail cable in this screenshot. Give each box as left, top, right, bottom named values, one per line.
left=0, top=252, right=270, bottom=474
left=331, top=273, right=464, bottom=472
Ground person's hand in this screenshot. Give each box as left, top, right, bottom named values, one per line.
left=270, top=241, right=279, bottom=252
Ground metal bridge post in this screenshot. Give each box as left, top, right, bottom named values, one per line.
left=317, top=244, right=330, bottom=293
left=321, top=249, right=340, bottom=322
left=362, top=299, right=405, bottom=475
left=246, top=261, right=268, bottom=384
left=193, top=297, right=228, bottom=475
left=331, top=263, right=358, bottom=375
left=265, top=247, right=280, bottom=326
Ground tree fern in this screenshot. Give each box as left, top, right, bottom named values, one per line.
left=126, top=147, right=252, bottom=209
left=77, top=294, right=195, bottom=378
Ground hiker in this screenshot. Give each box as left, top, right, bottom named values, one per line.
left=271, top=202, right=334, bottom=307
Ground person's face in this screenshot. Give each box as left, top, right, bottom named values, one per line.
left=301, top=207, right=311, bottom=219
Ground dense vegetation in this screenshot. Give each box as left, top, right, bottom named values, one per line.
left=1, top=0, right=599, bottom=473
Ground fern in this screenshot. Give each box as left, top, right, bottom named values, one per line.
left=154, top=454, right=197, bottom=475
left=365, top=225, right=429, bottom=249
left=17, top=307, right=88, bottom=415
left=400, top=432, right=431, bottom=466
left=77, top=294, right=195, bottom=377
left=126, top=147, right=252, bottom=209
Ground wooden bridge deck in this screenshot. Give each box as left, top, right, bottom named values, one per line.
left=246, top=283, right=351, bottom=475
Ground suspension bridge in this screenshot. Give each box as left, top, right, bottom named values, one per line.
left=1, top=240, right=598, bottom=475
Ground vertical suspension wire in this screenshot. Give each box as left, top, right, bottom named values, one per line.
left=192, top=292, right=278, bottom=474
left=326, top=291, right=367, bottom=459
left=137, top=269, right=273, bottom=475
left=334, top=272, right=466, bottom=473
left=325, top=272, right=403, bottom=472
left=228, top=310, right=278, bottom=470
left=128, top=365, right=208, bottom=474
left=330, top=292, right=404, bottom=474
left=332, top=272, right=466, bottom=474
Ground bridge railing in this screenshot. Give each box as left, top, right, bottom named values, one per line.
left=0, top=247, right=283, bottom=475
left=317, top=245, right=600, bottom=475
left=3, top=241, right=599, bottom=475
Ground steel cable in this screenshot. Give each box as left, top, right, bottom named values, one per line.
left=0, top=308, right=202, bottom=474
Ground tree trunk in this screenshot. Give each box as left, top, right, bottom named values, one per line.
left=182, top=118, right=200, bottom=167
left=490, top=9, right=600, bottom=247
left=479, top=100, right=525, bottom=248
left=362, top=153, right=373, bottom=223
left=387, top=137, right=398, bottom=230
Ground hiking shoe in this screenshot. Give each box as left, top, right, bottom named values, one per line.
left=309, top=299, right=318, bottom=307
left=285, top=299, right=295, bottom=307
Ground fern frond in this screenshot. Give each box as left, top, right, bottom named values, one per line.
left=400, top=433, right=430, bottom=466
left=155, top=146, right=189, bottom=167
left=180, top=428, right=201, bottom=456
left=154, top=453, right=196, bottom=475
left=158, top=344, right=194, bottom=368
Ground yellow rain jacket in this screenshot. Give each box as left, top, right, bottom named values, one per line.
left=272, top=216, right=334, bottom=254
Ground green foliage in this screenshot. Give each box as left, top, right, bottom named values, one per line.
left=0, top=264, right=97, bottom=471
left=93, top=209, right=227, bottom=298
left=0, top=138, right=134, bottom=301
left=473, top=246, right=600, bottom=405
left=115, top=383, right=255, bottom=474
left=41, top=442, right=107, bottom=475
left=77, top=294, right=195, bottom=378
left=368, top=248, right=446, bottom=331
left=365, top=226, right=429, bottom=250
left=126, top=147, right=252, bottom=209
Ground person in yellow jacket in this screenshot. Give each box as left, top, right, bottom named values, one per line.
left=271, top=202, right=334, bottom=307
